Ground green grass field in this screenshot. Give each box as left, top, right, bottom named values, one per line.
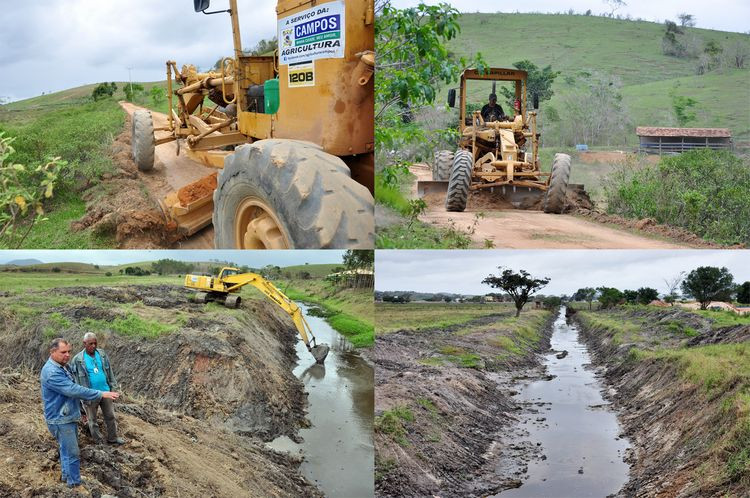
left=376, top=302, right=516, bottom=334
left=448, top=13, right=750, bottom=141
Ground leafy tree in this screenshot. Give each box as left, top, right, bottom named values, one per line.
left=677, top=13, right=695, bottom=27
left=574, top=287, right=597, bottom=310
left=443, top=296, right=451, bottom=303
left=597, top=287, right=624, bottom=309
left=623, top=289, right=638, bottom=304
left=482, top=267, right=550, bottom=317
left=737, top=282, right=750, bottom=305
left=670, top=88, right=698, bottom=126
left=543, top=296, right=562, bottom=309
left=636, top=287, right=659, bottom=305
left=92, top=82, right=117, bottom=101
left=124, top=83, right=144, bottom=102
left=150, top=86, right=166, bottom=107
left=681, top=266, right=735, bottom=310
left=498, top=60, right=559, bottom=109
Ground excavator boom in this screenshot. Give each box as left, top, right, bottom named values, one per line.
left=184, top=267, right=329, bottom=363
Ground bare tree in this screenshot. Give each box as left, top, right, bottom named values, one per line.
left=677, top=13, right=696, bottom=27
left=603, top=0, right=626, bottom=17
left=663, top=271, right=686, bottom=306
left=724, top=39, right=750, bottom=68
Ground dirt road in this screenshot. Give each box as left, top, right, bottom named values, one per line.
left=119, top=102, right=215, bottom=249
left=411, top=165, right=688, bottom=249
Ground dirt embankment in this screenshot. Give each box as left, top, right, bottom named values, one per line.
left=571, top=307, right=750, bottom=497
left=375, top=310, right=555, bottom=497
left=0, top=284, right=322, bottom=497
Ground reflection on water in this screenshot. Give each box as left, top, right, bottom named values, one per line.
left=269, top=302, right=374, bottom=498
left=497, top=307, right=630, bottom=497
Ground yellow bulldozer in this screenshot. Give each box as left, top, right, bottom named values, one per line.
left=132, top=0, right=374, bottom=249
left=417, top=68, right=571, bottom=213
left=184, top=267, right=329, bottom=363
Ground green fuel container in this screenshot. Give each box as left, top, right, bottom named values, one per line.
left=264, top=78, right=279, bottom=114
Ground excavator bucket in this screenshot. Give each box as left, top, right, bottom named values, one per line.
left=159, top=173, right=217, bottom=235
left=311, top=344, right=330, bottom=364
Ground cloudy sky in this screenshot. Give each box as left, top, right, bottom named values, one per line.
left=0, top=250, right=344, bottom=268
left=2, top=0, right=747, bottom=103
left=376, top=250, right=750, bottom=296
left=0, top=0, right=278, bottom=102
left=392, top=0, right=749, bottom=33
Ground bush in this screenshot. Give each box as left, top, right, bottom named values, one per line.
left=604, top=150, right=750, bottom=245
left=92, top=82, right=117, bottom=101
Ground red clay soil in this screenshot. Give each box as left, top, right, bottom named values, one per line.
left=177, top=172, right=217, bottom=205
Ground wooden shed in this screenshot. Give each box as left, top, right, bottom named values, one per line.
left=636, top=127, right=732, bottom=155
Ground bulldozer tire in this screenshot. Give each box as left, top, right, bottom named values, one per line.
left=433, top=150, right=454, bottom=181
left=131, top=110, right=155, bottom=172
left=192, top=292, right=209, bottom=303
left=543, top=153, right=572, bottom=214
left=224, top=295, right=241, bottom=309
left=213, top=139, right=374, bottom=249
left=445, top=150, right=473, bottom=212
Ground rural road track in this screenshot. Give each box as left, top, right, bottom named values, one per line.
left=119, top=102, right=215, bottom=249
left=411, top=165, right=686, bottom=249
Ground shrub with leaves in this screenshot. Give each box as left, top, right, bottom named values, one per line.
left=0, top=133, right=68, bottom=248
left=603, top=149, right=750, bottom=245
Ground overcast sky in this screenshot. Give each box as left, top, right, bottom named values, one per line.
left=376, top=250, right=750, bottom=296
left=0, top=0, right=278, bottom=102
left=0, top=250, right=344, bottom=268
left=391, top=0, right=749, bottom=33
left=2, top=1, right=747, bottom=103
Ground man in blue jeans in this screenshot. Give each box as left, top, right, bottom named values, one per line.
left=40, top=338, right=120, bottom=488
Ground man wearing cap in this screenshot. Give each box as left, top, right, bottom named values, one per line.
left=40, top=337, right=120, bottom=488
left=71, top=332, right=125, bottom=445
left=481, top=93, right=506, bottom=123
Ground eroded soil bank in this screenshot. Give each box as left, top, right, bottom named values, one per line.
left=572, top=306, right=750, bottom=496
left=0, top=284, right=322, bottom=497
left=374, top=308, right=555, bottom=497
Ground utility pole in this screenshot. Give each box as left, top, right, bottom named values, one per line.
left=127, top=67, right=133, bottom=99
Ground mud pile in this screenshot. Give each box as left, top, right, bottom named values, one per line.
left=70, top=115, right=181, bottom=248
left=375, top=312, right=555, bottom=497
left=0, top=284, right=321, bottom=497
left=573, top=308, right=750, bottom=497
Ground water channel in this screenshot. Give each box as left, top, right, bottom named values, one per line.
left=497, top=307, right=630, bottom=497
left=268, top=302, right=374, bottom=498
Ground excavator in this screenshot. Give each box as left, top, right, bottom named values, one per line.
left=184, top=267, right=329, bottom=363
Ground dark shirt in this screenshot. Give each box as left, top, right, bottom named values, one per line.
left=481, top=103, right=504, bottom=122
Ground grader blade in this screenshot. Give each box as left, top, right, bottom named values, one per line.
left=159, top=173, right=217, bottom=236
left=495, top=186, right=545, bottom=209
left=417, top=180, right=449, bottom=197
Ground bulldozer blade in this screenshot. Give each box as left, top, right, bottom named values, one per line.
left=159, top=173, right=217, bottom=236
left=311, top=344, right=330, bottom=364
left=495, top=186, right=545, bottom=209
left=417, top=180, right=449, bottom=198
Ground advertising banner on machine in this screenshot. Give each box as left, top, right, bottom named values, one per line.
left=278, top=1, right=345, bottom=65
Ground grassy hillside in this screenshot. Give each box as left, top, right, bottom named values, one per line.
left=449, top=13, right=750, bottom=141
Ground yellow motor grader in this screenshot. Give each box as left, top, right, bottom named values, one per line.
left=184, top=267, right=329, bottom=363
left=132, top=0, right=374, bottom=249
left=417, top=68, right=571, bottom=213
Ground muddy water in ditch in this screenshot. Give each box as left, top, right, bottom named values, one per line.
left=497, top=307, right=630, bottom=497
left=268, top=303, right=374, bottom=498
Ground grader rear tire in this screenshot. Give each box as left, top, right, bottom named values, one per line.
left=445, top=150, right=473, bottom=212
left=213, top=139, right=374, bottom=249
left=131, top=110, right=155, bottom=172
left=543, top=153, right=572, bottom=214
left=433, top=150, right=454, bottom=181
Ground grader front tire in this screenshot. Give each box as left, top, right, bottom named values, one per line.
left=213, top=140, right=374, bottom=249
left=131, top=110, right=155, bottom=172
left=445, top=150, right=473, bottom=212
left=433, top=150, right=454, bottom=181
left=543, top=153, right=572, bottom=214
